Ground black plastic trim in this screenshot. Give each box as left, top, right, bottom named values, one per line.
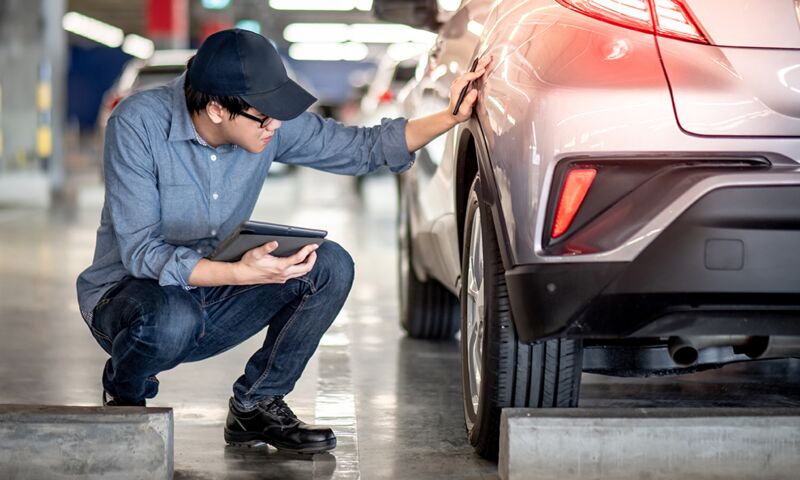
left=474, top=118, right=514, bottom=272
left=508, top=185, right=800, bottom=342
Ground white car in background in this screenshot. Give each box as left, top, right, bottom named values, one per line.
left=350, top=53, right=421, bottom=193
left=97, top=49, right=195, bottom=137
left=356, top=54, right=419, bottom=127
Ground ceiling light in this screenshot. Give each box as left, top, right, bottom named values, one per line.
left=270, top=0, right=371, bottom=11
left=283, top=23, right=435, bottom=44
left=437, top=0, right=461, bottom=11
left=235, top=19, right=262, bottom=34
left=284, top=23, right=350, bottom=43
left=201, top=0, right=232, bottom=9
left=62, top=11, right=124, bottom=48
left=355, top=0, right=373, bottom=11
left=467, top=20, right=484, bottom=36
left=349, top=23, right=435, bottom=43
left=288, top=42, right=369, bottom=61
left=122, top=34, right=155, bottom=59
left=386, top=42, right=428, bottom=62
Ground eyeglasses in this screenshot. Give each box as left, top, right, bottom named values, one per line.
left=238, top=111, right=273, bottom=128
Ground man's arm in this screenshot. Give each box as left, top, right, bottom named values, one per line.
left=404, top=55, right=492, bottom=152
left=275, top=113, right=414, bottom=176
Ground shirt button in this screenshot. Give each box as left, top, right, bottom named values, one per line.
left=212, top=193, right=219, bottom=200
left=211, top=229, right=217, bottom=236
left=196, top=248, right=202, bottom=254
left=210, top=154, right=217, bottom=161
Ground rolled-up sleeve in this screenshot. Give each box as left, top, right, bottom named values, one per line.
left=275, top=113, right=415, bottom=175
left=104, top=116, right=202, bottom=286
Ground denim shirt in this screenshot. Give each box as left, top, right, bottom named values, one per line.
left=76, top=74, right=415, bottom=323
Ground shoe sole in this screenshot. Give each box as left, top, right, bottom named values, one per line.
left=224, top=429, right=337, bottom=454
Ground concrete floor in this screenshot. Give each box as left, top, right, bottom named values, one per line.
left=1, top=168, right=798, bottom=479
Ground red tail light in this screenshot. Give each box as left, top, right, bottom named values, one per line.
left=377, top=90, right=394, bottom=104
left=556, top=0, right=708, bottom=44
left=107, top=95, right=124, bottom=110
left=552, top=168, right=596, bottom=239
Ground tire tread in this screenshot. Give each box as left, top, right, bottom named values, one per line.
left=461, top=175, right=583, bottom=460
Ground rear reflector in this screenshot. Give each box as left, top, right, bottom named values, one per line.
left=552, top=168, right=597, bottom=239
left=556, top=0, right=708, bottom=44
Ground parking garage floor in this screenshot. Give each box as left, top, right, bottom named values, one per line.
left=1, top=168, right=799, bottom=479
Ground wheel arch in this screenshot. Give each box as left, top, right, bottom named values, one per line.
left=455, top=129, right=480, bottom=263
left=454, top=122, right=513, bottom=271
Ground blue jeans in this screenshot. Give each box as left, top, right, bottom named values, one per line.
left=88, top=241, right=354, bottom=410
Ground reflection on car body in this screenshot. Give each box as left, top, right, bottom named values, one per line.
left=377, top=0, right=800, bottom=460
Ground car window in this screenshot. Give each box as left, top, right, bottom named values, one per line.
left=132, top=66, right=186, bottom=89
left=392, top=64, right=416, bottom=84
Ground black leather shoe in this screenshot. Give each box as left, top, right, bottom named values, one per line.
left=224, top=396, right=336, bottom=454
left=103, top=390, right=146, bottom=407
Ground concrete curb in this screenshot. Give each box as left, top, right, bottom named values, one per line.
left=0, top=405, right=173, bottom=480
left=500, top=407, right=800, bottom=480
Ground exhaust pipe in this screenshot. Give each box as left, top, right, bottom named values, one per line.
left=667, top=336, right=756, bottom=366
left=668, top=336, right=700, bottom=366
left=759, top=336, right=800, bottom=359
left=667, top=335, right=800, bottom=367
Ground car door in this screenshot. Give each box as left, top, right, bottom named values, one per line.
left=402, top=0, right=492, bottom=292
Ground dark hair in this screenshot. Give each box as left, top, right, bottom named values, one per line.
left=184, top=56, right=252, bottom=118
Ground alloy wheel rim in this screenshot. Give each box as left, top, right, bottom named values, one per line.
left=466, top=209, right=485, bottom=417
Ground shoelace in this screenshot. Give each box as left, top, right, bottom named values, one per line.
left=263, top=395, right=298, bottom=421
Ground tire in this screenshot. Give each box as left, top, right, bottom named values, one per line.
left=397, top=181, right=460, bottom=340
left=460, top=175, right=583, bottom=460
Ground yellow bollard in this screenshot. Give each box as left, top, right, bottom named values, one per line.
left=36, top=82, right=52, bottom=161
left=0, top=85, right=4, bottom=159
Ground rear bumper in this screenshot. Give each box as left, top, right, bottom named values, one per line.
left=506, top=185, right=800, bottom=342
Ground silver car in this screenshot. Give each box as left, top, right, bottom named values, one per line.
left=376, top=0, right=800, bottom=459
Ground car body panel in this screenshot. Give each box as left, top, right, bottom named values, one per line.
left=658, top=39, right=800, bottom=137
left=476, top=2, right=678, bottom=266
left=683, top=0, right=800, bottom=48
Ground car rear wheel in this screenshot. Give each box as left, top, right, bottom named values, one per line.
left=397, top=182, right=460, bottom=339
left=460, top=175, right=583, bottom=460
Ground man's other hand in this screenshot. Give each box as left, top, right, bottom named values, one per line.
left=237, top=241, right=319, bottom=284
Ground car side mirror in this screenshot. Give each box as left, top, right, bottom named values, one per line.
left=372, top=0, right=442, bottom=32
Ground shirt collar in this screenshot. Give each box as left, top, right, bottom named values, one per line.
left=168, top=73, right=197, bottom=143
left=167, top=73, right=237, bottom=151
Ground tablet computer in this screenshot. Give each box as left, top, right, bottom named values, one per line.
left=209, top=220, right=327, bottom=262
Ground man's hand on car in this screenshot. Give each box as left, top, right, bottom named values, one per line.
left=450, top=55, right=493, bottom=123
left=404, top=55, right=493, bottom=153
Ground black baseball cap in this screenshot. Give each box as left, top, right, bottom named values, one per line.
left=188, top=29, right=316, bottom=121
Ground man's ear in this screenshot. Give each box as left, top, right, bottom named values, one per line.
left=205, top=102, right=225, bottom=125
